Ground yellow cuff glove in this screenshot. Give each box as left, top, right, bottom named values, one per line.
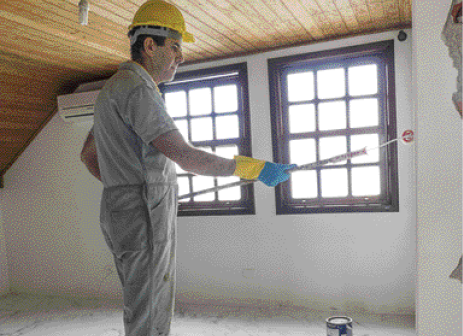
left=233, top=155, right=266, bottom=180
left=234, top=155, right=297, bottom=187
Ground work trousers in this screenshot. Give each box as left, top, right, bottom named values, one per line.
left=100, top=183, right=178, bottom=336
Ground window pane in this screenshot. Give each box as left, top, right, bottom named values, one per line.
left=348, top=64, right=378, bottom=96
left=352, top=166, right=381, bottom=196
left=215, top=145, right=238, bottom=159
left=321, top=168, right=348, bottom=197
left=289, top=104, right=316, bottom=133
left=317, top=68, right=345, bottom=99
left=197, top=146, right=213, bottom=154
left=319, top=101, right=347, bottom=131
left=350, top=98, right=379, bottom=128
left=175, top=119, right=189, bottom=141
left=165, top=91, right=187, bottom=117
left=291, top=171, right=317, bottom=199
left=216, top=115, right=239, bottom=139
left=175, top=163, right=186, bottom=174
left=178, top=176, right=190, bottom=202
left=191, top=117, right=213, bottom=141
left=218, top=176, right=241, bottom=201
left=189, top=87, right=212, bottom=116
left=287, top=71, right=315, bottom=102
left=319, top=136, right=347, bottom=165
left=351, top=134, right=379, bottom=164
left=214, top=85, right=238, bottom=113
left=193, top=176, right=215, bottom=202
left=289, top=139, right=316, bottom=166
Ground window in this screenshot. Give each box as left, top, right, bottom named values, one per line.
left=160, top=63, right=255, bottom=216
left=268, top=41, right=399, bottom=214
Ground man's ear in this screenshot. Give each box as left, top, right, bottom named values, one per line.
left=143, top=37, right=157, bottom=56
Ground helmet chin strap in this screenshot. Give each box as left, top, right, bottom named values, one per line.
left=129, top=26, right=182, bottom=45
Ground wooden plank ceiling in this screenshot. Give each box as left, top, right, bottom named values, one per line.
left=0, top=0, right=411, bottom=184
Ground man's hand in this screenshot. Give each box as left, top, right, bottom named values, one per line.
left=233, top=156, right=296, bottom=187
left=257, top=161, right=296, bottom=187
left=80, top=130, right=101, bottom=181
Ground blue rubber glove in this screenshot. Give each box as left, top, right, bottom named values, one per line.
left=257, top=162, right=297, bottom=187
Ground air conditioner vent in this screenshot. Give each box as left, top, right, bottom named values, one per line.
left=57, top=90, right=100, bottom=123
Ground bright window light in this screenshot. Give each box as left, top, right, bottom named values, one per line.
left=318, top=101, right=347, bottom=131
left=289, top=104, right=316, bottom=134
left=352, top=166, right=381, bottom=196
left=189, top=88, right=212, bottom=116
left=165, top=91, right=187, bottom=117
left=317, top=68, right=345, bottom=99
left=191, top=117, right=213, bottom=141
left=348, top=64, right=378, bottom=96
left=214, top=85, right=238, bottom=113
left=291, top=171, right=317, bottom=199
left=321, top=169, right=348, bottom=197
left=287, top=71, right=315, bottom=102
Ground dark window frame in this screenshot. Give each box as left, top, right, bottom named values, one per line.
left=268, top=40, right=399, bottom=215
left=160, top=63, right=255, bottom=216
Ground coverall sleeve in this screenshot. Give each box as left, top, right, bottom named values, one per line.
left=124, top=85, right=178, bottom=145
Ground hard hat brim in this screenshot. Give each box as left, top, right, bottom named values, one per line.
left=128, top=23, right=195, bottom=43
left=182, top=32, right=195, bottom=43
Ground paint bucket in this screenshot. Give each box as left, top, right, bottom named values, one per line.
left=326, top=316, right=353, bottom=336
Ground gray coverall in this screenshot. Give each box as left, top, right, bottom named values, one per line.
left=93, top=61, right=179, bottom=336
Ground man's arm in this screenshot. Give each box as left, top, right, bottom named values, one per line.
left=152, top=130, right=236, bottom=177
left=153, top=131, right=294, bottom=186
left=79, top=129, right=292, bottom=186
left=80, top=131, right=101, bottom=181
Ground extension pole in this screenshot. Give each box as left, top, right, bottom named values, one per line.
left=178, top=130, right=414, bottom=200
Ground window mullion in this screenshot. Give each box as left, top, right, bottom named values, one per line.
left=211, top=87, right=219, bottom=202
left=313, top=71, right=323, bottom=202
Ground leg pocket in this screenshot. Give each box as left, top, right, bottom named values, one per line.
left=108, top=206, right=150, bottom=253
left=146, top=185, right=177, bottom=243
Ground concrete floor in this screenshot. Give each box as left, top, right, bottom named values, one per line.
left=0, top=293, right=415, bottom=336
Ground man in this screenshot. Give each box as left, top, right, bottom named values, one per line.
left=80, top=1, right=295, bottom=335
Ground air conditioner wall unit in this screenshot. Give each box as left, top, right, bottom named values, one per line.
left=57, top=90, right=100, bottom=123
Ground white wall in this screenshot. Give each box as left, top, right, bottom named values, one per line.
left=1, top=119, right=114, bottom=298
left=413, top=0, right=462, bottom=335
left=1, top=31, right=416, bottom=316
left=175, top=31, right=416, bottom=315
left=0, top=196, right=9, bottom=294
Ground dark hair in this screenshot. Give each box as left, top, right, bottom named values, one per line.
left=128, top=26, right=167, bottom=62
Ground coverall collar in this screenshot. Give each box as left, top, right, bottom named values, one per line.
left=120, top=61, right=161, bottom=93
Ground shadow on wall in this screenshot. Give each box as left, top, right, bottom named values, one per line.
left=449, top=256, right=462, bottom=282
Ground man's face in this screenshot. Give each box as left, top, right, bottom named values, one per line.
left=150, top=37, right=184, bottom=84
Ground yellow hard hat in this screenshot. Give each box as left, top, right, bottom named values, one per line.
left=129, top=0, right=195, bottom=43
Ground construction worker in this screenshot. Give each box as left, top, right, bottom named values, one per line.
left=80, top=1, right=295, bottom=335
